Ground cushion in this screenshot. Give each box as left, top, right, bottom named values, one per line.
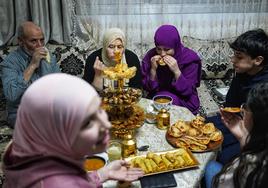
left=182, top=36, right=235, bottom=79
left=47, top=44, right=88, bottom=77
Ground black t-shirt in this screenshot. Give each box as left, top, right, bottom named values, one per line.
left=83, top=48, right=142, bottom=89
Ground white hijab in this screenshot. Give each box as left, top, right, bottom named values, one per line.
left=101, top=28, right=127, bottom=67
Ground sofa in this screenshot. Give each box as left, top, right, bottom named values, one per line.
left=0, top=36, right=234, bottom=184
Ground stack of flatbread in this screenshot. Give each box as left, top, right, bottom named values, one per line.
left=167, top=116, right=222, bottom=152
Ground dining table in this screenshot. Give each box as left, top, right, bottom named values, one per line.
left=103, top=98, right=219, bottom=188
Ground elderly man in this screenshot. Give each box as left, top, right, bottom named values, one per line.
left=1, top=21, right=60, bottom=128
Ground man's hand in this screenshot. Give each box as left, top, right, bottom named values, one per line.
left=220, top=109, right=249, bottom=147
left=30, top=47, right=48, bottom=69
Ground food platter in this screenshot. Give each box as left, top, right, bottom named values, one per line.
left=166, top=132, right=223, bottom=152
left=166, top=116, right=223, bottom=152
left=125, top=148, right=199, bottom=176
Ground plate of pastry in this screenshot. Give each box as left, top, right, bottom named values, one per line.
left=166, top=116, right=223, bottom=152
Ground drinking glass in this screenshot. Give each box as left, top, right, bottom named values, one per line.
left=107, top=141, right=122, bottom=162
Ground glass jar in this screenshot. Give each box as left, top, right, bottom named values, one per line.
left=156, top=108, right=170, bottom=130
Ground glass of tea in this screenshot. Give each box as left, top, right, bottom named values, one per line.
left=152, top=95, right=173, bottom=111
left=107, top=140, right=122, bottom=162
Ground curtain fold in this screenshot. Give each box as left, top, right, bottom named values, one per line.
left=0, top=0, right=74, bottom=46
left=75, top=0, right=268, bottom=58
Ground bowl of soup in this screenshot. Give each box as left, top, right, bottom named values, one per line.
left=84, top=156, right=106, bottom=171
left=152, top=95, right=173, bottom=111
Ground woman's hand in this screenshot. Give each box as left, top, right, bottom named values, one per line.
left=164, top=55, right=181, bottom=80
left=150, top=55, right=161, bottom=71
left=220, top=109, right=249, bottom=147
left=150, top=55, right=161, bottom=80
left=97, top=160, right=144, bottom=183
left=92, top=56, right=106, bottom=90
left=93, top=56, right=106, bottom=77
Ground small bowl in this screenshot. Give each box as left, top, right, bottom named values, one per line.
left=152, top=95, right=173, bottom=111
left=84, top=156, right=106, bottom=171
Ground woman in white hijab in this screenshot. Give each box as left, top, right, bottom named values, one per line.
left=83, top=28, right=142, bottom=90
left=2, top=73, right=143, bottom=188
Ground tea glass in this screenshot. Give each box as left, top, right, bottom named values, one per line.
left=107, top=140, right=122, bottom=162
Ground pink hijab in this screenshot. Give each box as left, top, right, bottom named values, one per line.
left=12, top=73, right=99, bottom=162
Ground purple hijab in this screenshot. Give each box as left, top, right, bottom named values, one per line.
left=141, top=25, right=201, bottom=114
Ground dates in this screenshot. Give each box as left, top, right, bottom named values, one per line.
left=102, top=88, right=142, bottom=106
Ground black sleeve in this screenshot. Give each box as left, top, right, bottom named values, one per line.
left=83, top=49, right=102, bottom=84
left=125, top=49, right=142, bottom=89
left=225, top=74, right=246, bottom=107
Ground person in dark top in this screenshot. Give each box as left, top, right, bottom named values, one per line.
left=83, top=28, right=142, bottom=90
left=205, top=82, right=268, bottom=188
left=207, top=28, right=268, bottom=165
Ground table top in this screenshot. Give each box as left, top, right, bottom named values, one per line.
left=103, top=98, right=217, bottom=188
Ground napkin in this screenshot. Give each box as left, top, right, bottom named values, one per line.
left=140, top=172, right=177, bottom=188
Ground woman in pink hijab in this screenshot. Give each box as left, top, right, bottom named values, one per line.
left=2, top=73, right=143, bottom=188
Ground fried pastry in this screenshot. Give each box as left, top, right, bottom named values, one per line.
left=129, top=149, right=195, bottom=174
left=201, top=123, right=216, bottom=134
left=210, top=130, right=222, bottom=142
left=222, top=107, right=241, bottom=113
left=158, top=58, right=165, bottom=66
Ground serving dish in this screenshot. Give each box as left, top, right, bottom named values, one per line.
left=125, top=148, right=199, bottom=176
left=166, top=132, right=223, bottom=152
left=166, top=116, right=223, bottom=152
left=84, top=155, right=106, bottom=171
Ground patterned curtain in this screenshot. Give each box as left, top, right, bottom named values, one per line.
left=75, top=0, right=268, bottom=59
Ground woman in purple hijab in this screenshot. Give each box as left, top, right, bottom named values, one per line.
left=141, top=25, right=201, bottom=114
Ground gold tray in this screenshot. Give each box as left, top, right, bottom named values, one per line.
left=124, top=148, right=199, bottom=176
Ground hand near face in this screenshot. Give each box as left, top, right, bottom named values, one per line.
left=164, top=55, right=181, bottom=80
left=150, top=55, right=161, bottom=71
left=220, top=109, right=249, bottom=147
left=98, top=160, right=144, bottom=182
left=30, top=47, right=48, bottom=69
left=93, top=56, right=106, bottom=76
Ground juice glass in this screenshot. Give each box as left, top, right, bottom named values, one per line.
left=107, top=141, right=122, bottom=162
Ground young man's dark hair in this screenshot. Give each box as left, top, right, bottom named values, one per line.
left=230, top=28, right=268, bottom=65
